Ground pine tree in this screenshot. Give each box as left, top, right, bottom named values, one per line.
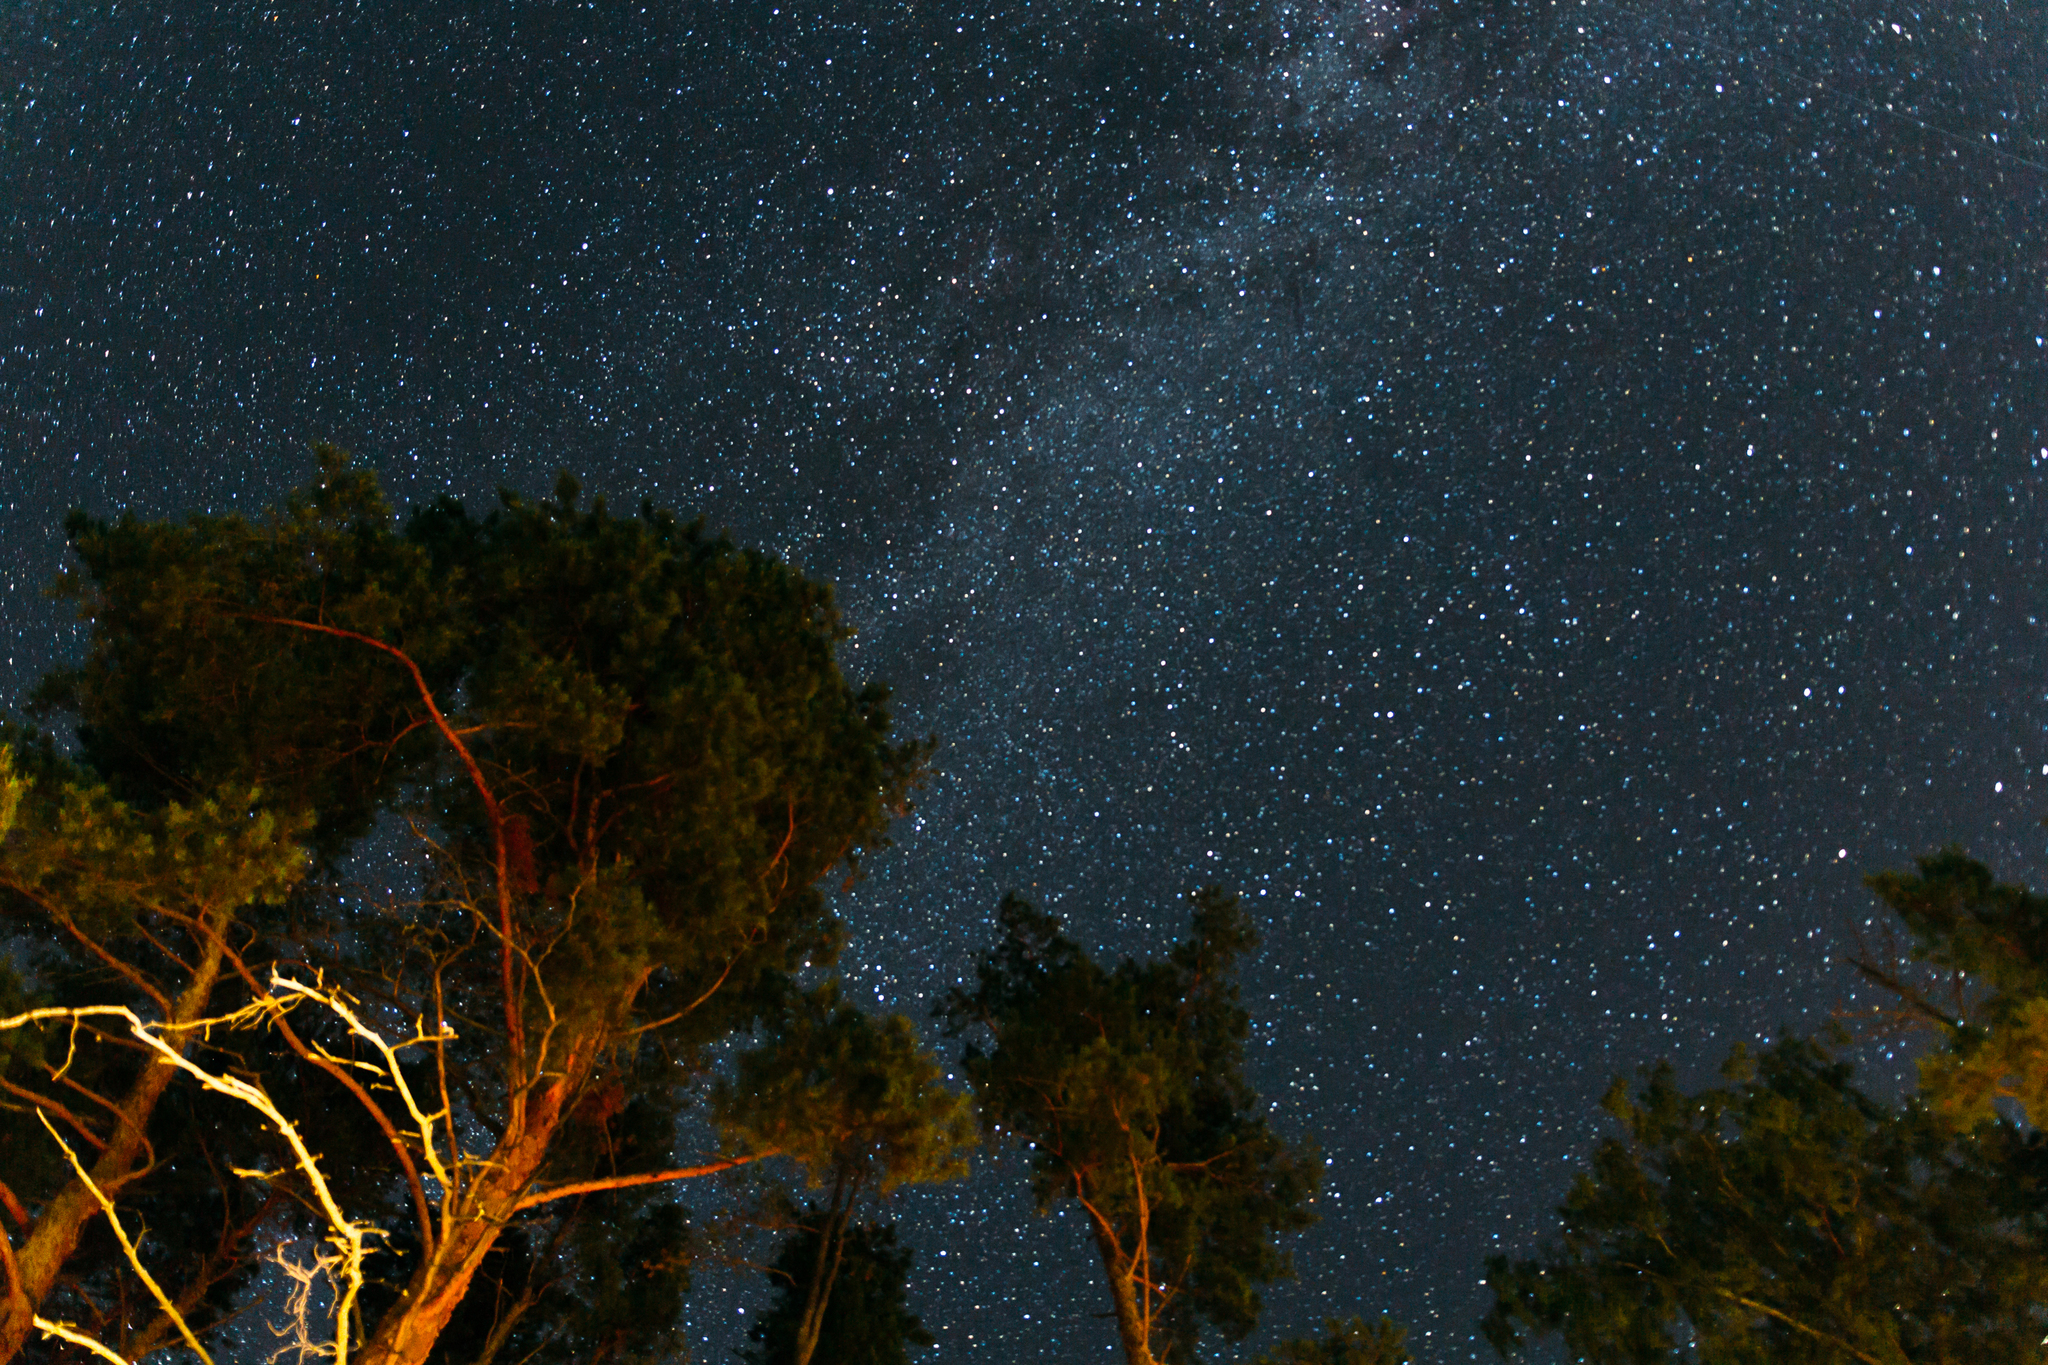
left=717, top=983, right=974, bottom=1365
left=0, top=451, right=925, bottom=1365
left=744, top=1222, right=934, bottom=1365
left=938, top=888, right=1318, bottom=1365
left=1484, top=1033, right=2048, bottom=1363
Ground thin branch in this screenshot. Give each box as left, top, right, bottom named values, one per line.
left=3, top=997, right=386, bottom=1365
left=267, top=973, right=457, bottom=1198
left=621, top=947, right=750, bottom=1039
left=23, top=890, right=174, bottom=1017
left=1128, top=1138, right=1154, bottom=1344
left=760, top=800, right=797, bottom=895
left=1614, top=1260, right=1896, bottom=1365
left=1847, top=958, right=1964, bottom=1030
left=33, top=1316, right=132, bottom=1365
left=0, top=1074, right=108, bottom=1152
left=0, top=1181, right=26, bottom=1230
left=199, top=922, right=439, bottom=1260
left=512, top=1153, right=777, bottom=1212
left=0, top=1220, right=24, bottom=1315
left=240, top=614, right=526, bottom=1086
left=1715, top=1287, right=1890, bottom=1365
left=128, top=916, right=197, bottom=978
left=431, top=962, right=460, bottom=1208
left=127, top=1188, right=283, bottom=1362
left=38, top=1111, right=214, bottom=1365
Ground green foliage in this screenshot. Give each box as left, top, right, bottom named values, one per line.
left=0, top=741, right=309, bottom=942
left=1483, top=1035, right=2048, bottom=1365
left=37, top=444, right=454, bottom=861
left=43, top=450, right=926, bottom=1040
left=1862, top=846, right=2048, bottom=1126
left=719, top=982, right=976, bottom=1195
left=0, top=725, right=318, bottom=1349
left=1253, top=1315, right=1412, bottom=1365
left=0, top=451, right=928, bottom=1365
left=743, top=1222, right=934, bottom=1365
left=716, top=985, right=971, bottom=1365
left=397, top=471, right=924, bottom=1042
left=939, top=887, right=1318, bottom=1364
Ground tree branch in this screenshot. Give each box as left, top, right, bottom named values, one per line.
left=0, top=1220, right=25, bottom=1318
left=1847, top=958, right=1964, bottom=1031
left=7, top=883, right=175, bottom=1017
left=0, top=1075, right=107, bottom=1152
left=196, top=920, right=438, bottom=1261
left=241, top=614, right=527, bottom=1088
left=38, top=1111, right=215, bottom=1365
left=511, top=1153, right=776, bottom=1212
left=0, top=1183, right=26, bottom=1231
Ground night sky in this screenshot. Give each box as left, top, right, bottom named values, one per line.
left=4, top=0, right=2047, bottom=1358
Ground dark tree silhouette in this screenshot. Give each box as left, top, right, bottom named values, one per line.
left=744, top=1222, right=934, bottom=1365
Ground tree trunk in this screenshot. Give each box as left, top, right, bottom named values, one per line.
left=351, top=1029, right=601, bottom=1365
left=1090, top=1222, right=1158, bottom=1365
left=0, top=926, right=229, bottom=1365
left=791, top=1175, right=856, bottom=1365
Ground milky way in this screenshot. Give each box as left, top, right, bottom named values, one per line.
left=3, top=0, right=2046, bottom=1357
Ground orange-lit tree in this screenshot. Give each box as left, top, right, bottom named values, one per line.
left=0, top=451, right=924, bottom=1365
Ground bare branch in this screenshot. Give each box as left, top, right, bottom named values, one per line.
left=266, top=973, right=457, bottom=1199
left=33, top=1315, right=133, bottom=1365
left=37, top=1111, right=214, bottom=1365
left=512, top=1153, right=777, bottom=1212
left=198, top=922, right=439, bottom=1259
left=1847, top=958, right=1964, bottom=1031
left=0, top=1074, right=107, bottom=1152
left=238, top=615, right=527, bottom=1089
left=0, top=1183, right=26, bottom=1231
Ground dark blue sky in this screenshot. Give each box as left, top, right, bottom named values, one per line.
left=4, top=0, right=2046, bottom=1357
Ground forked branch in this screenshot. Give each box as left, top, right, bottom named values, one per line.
left=0, top=980, right=441, bottom=1365
left=239, top=615, right=527, bottom=1084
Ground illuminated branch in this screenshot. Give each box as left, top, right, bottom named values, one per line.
left=240, top=615, right=526, bottom=1085
left=31, top=1316, right=132, bottom=1365
left=37, top=1112, right=214, bottom=1365
left=266, top=974, right=457, bottom=1198
left=0, top=986, right=427, bottom=1365
left=196, top=925, right=438, bottom=1260
left=511, top=1153, right=776, bottom=1212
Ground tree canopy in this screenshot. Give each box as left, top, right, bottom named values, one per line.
left=938, top=887, right=1319, bottom=1365
left=0, top=451, right=937, bottom=1365
left=1486, top=845, right=2048, bottom=1365
left=717, top=983, right=975, bottom=1365
left=1861, top=846, right=2048, bottom=1128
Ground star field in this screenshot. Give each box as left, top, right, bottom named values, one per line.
left=3, top=0, right=2046, bottom=1358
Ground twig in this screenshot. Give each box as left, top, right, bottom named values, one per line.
left=37, top=1111, right=214, bottom=1365
left=199, top=923, right=439, bottom=1259
left=238, top=615, right=526, bottom=1086
left=33, top=1316, right=133, bottom=1365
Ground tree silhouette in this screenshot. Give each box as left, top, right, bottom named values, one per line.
left=939, top=887, right=1317, bottom=1365
left=743, top=1222, right=934, bottom=1365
